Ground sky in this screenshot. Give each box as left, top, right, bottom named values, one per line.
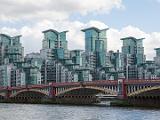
left=0, top=0, right=160, bottom=60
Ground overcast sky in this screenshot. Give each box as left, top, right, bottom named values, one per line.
left=0, top=0, right=160, bottom=60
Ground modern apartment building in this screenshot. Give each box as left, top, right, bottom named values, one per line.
left=121, top=37, right=146, bottom=79
left=0, top=27, right=160, bottom=87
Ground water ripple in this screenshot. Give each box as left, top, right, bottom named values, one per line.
left=0, top=104, right=159, bottom=120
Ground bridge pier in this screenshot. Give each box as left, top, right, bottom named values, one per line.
left=49, top=84, right=56, bottom=98
left=4, top=87, right=11, bottom=99
left=117, top=79, right=127, bottom=99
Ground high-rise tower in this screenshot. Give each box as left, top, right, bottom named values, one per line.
left=121, top=37, right=145, bottom=79
left=0, top=34, right=24, bottom=65
left=40, top=29, right=68, bottom=60
left=82, top=27, right=109, bottom=68
left=154, top=48, right=160, bottom=66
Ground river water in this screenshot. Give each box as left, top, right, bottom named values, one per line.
left=0, top=103, right=159, bottom=120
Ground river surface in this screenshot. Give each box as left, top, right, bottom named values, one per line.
left=0, top=103, right=160, bottom=120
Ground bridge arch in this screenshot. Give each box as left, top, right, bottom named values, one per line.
left=56, top=86, right=117, bottom=96
left=10, top=89, right=49, bottom=98
left=128, top=86, right=160, bottom=97
left=0, top=94, right=5, bottom=100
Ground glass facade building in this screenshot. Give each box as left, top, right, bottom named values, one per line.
left=1, top=27, right=160, bottom=87
left=42, top=29, right=68, bottom=50
left=121, top=37, right=146, bottom=79
left=121, top=37, right=145, bottom=65
left=0, top=34, right=24, bottom=65
left=41, top=29, right=68, bottom=60
left=82, top=27, right=109, bottom=68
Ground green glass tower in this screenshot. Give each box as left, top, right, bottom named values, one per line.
left=121, top=37, right=145, bottom=65
left=0, top=34, right=24, bottom=64
left=121, top=37, right=145, bottom=79
left=41, top=29, right=68, bottom=60
left=154, top=48, right=160, bottom=66
left=81, top=27, right=109, bottom=68
left=42, top=29, right=68, bottom=50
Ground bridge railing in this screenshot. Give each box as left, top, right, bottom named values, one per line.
left=125, top=79, right=160, bottom=84
left=48, top=80, right=118, bottom=87
left=0, top=79, right=160, bottom=90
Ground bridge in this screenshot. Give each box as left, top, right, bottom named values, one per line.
left=0, top=79, right=160, bottom=104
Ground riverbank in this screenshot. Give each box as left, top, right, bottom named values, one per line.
left=0, top=97, right=100, bottom=105
left=110, top=99, right=160, bottom=108
left=1, top=98, right=160, bottom=108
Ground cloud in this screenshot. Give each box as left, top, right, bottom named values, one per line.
left=0, top=0, right=123, bottom=21
left=108, top=25, right=159, bottom=60
left=0, top=20, right=159, bottom=60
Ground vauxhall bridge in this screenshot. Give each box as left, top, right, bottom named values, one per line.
left=0, top=79, right=160, bottom=105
